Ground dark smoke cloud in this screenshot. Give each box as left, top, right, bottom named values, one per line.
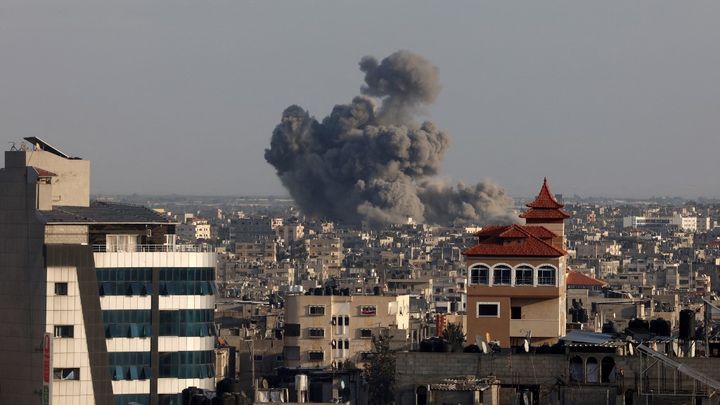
left=265, top=50, right=515, bottom=225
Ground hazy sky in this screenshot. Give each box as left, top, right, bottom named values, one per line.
left=2, top=1, right=719, bottom=198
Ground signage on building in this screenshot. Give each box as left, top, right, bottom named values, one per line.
left=42, top=333, right=52, bottom=405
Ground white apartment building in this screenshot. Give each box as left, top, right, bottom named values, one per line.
left=0, top=138, right=217, bottom=405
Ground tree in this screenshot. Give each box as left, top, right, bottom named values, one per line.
left=442, top=322, right=466, bottom=352
left=363, top=333, right=395, bottom=405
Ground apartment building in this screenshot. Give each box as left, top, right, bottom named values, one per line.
left=177, top=218, right=211, bottom=242
left=305, top=237, right=344, bottom=270
left=283, top=293, right=410, bottom=368
left=235, top=240, right=277, bottom=264
left=0, top=139, right=217, bottom=405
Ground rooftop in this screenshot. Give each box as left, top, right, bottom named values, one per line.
left=519, top=178, right=571, bottom=220
left=566, top=271, right=608, bottom=287
left=41, top=201, right=175, bottom=225
left=463, top=224, right=566, bottom=257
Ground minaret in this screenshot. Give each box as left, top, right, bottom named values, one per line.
left=520, top=178, right=571, bottom=249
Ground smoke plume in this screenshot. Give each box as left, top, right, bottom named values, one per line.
left=265, top=50, right=514, bottom=225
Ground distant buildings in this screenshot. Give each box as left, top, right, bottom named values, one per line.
left=623, top=214, right=707, bottom=232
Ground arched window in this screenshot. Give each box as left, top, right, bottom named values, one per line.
left=601, top=357, right=617, bottom=383
left=515, top=265, right=534, bottom=286
left=586, top=357, right=599, bottom=383
left=569, top=356, right=584, bottom=383
left=469, top=264, right=490, bottom=285
left=493, top=265, right=512, bottom=285
left=538, top=265, right=557, bottom=286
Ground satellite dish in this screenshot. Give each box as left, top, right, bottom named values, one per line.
left=628, top=343, right=634, bottom=356
left=523, top=339, right=530, bottom=353
left=261, top=378, right=269, bottom=389
left=481, top=341, right=489, bottom=354
left=475, top=336, right=483, bottom=347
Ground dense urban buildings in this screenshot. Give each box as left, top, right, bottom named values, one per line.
left=5, top=139, right=720, bottom=404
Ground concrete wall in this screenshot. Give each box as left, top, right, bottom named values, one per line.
left=0, top=165, right=49, bottom=404
left=17, top=150, right=91, bottom=208
left=395, top=351, right=720, bottom=405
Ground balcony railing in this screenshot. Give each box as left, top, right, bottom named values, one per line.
left=93, top=244, right=213, bottom=253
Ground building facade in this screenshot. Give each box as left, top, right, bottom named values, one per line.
left=0, top=139, right=217, bottom=405
left=463, top=179, right=570, bottom=348
left=283, top=294, right=410, bottom=368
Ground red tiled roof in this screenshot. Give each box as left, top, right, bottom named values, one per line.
left=463, top=224, right=566, bottom=258
left=520, top=178, right=571, bottom=220
left=527, top=178, right=564, bottom=209
left=566, top=271, right=607, bottom=287
left=522, top=226, right=558, bottom=239
left=32, top=167, right=57, bottom=177
left=520, top=208, right=571, bottom=220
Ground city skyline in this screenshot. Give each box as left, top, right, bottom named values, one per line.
left=3, top=1, right=720, bottom=199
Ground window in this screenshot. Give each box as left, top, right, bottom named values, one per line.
left=344, top=316, right=350, bottom=326
left=159, top=310, right=215, bottom=337
left=54, top=325, right=74, bottom=338
left=538, top=265, right=556, bottom=285
left=158, top=351, right=214, bottom=379
left=53, top=368, right=79, bottom=380
left=54, top=282, right=68, bottom=295
left=308, top=328, right=325, bottom=338
left=493, top=265, right=511, bottom=285
left=106, top=234, right=139, bottom=253
left=284, top=346, right=300, bottom=361
left=477, top=302, right=500, bottom=318
left=103, top=310, right=152, bottom=338
left=285, top=323, right=300, bottom=337
left=109, top=352, right=151, bottom=381
left=253, top=354, right=263, bottom=361
left=359, top=305, right=376, bottom=316
left=359, top=329, right=372, bottom=339
left=308, top=351, right=324, bottom=361
left=308, top=305, right=325, bottom=316
left=511, top=306, right=522, bottom=320
left=469, top=264, right=490, bottom=285
left=515, top=265, right=534, bottom=285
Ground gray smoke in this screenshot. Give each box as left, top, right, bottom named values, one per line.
left=265, top=50, right=514, bottom=225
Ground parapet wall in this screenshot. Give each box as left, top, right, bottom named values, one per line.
left=395, top=351, right=720, bottom=405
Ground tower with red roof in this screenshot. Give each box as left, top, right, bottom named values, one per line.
left=463, top=179, right=570, bottom=348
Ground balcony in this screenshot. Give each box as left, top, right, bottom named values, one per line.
left=93, top=244, right=213, bottom=253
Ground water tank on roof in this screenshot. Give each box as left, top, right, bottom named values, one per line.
left=295, top=374, right=309, bottom=391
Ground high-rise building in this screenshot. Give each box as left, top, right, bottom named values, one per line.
left=0, top=139, right=217, bottom=405
left=463, top=178, right=570, bottom=348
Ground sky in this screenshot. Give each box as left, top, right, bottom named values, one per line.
left=2, top=1, right=719, bottom=199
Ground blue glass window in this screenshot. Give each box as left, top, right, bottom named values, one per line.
left=159, top=310, right=215, bottom=337
left=158, top=351, right=214, bottom=379
left=97, top=268, right=152, bottom=296
left=158, top=268, right=216, bottom=296
left=108, top=352, right=151, bottom=381
left=102, top=310, right=152, bottom=338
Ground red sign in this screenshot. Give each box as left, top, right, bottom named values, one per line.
left=42, top=332, right=52, bottom=405
left=43, top=333, right=51, bottom=384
